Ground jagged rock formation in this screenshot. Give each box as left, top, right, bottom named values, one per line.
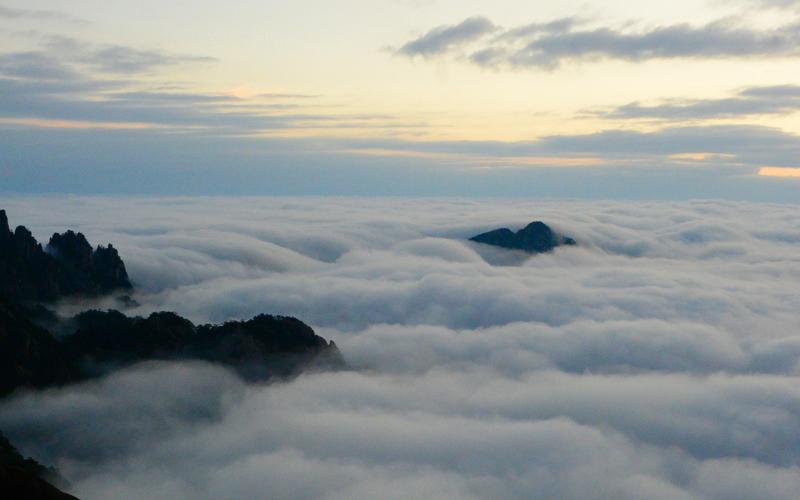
left=470, top=221, right=576, bottom=254
left=0, top=210, right=132, bottom=302
left=0, top=432, right=77, bottom=500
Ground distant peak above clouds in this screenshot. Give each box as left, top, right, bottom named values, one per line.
left=470, top=221, right=576, bottom=255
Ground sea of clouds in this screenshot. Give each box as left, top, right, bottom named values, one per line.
left=1, top=196, right=800, bottom=499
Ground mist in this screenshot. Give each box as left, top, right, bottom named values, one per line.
left=1, top=196, right=800, bottom=499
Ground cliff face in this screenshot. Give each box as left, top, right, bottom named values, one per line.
left=0, top=210, right=132, bottom=302
left=470, top=221, right=577, bottom=254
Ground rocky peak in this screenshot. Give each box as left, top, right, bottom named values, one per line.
left=91, top=244, right=132, bottom=292
left=0, top=210, right=9, bottom=237
left=470, top=221, right=576, bottom=254
left=47, top=231, right=94, bottom=273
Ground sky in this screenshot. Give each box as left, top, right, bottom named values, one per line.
left=2, top=0, right=800, bottom=198
left=3, top=197, right=800, bottom=499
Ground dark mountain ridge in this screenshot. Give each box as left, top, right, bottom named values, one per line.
left=63, top=310, right=343, bottom=382
left=470, top=221, right=576, bottom=254
left=0, top=295, right=344, bottom=398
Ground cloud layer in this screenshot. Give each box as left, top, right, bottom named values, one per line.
left=1, top=197, right=800, bottom=499
left=592, top=85, right=800, bottom=121
left=397, top=15, right=800, bottom=69
left=2, top=7, right=800, bottom=198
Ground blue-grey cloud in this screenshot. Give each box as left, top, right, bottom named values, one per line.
left=2, top=122, right=800, bottom=199
left=397, top=16, right=496, bottom=57
left=38, top=35, right=216, bottom=74
left=593, top=85, right=800, bottom=120
left=0, top=31, right=419, bottom=138
left=337, top=123, right=800, bottom=167
left=87, top=45, right=215, bottom=74
left=0, top=50, right=406, bottom=134
left=737, top=0, right=800, bottom=8
left=1, top=20, right=799, bottom=199
left=0, top=4, right=84, bottom=23
left=397, top=16, right=800, bottom=68
left=0, top=51, right=84, bottom=80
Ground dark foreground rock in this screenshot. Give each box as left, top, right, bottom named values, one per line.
left=0, top=210, right=132, bottom=302
left=0, top=432, right=77, bottom=500
left=470, top=221, right=576, bottom=254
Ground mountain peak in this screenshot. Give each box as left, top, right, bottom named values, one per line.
left=470, top=221, right=576, bottom=254
left=0, top=210, right=9, bottom=236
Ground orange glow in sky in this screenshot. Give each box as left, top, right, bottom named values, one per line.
left=759, top=167, right=800, bottom=178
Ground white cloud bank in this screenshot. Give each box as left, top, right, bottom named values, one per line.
left=1, top=196, right=800, bottom=499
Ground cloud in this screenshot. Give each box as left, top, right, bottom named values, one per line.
left=592, top=85, right=800, bottom=120
left=0, top=4, right=84, bottom=23
left=2, top=122, right=800, bottom=199
left=258, top=92, right=321, bottom=100
left=0, top=44, right=405, bottom=135
left=734, top=0, right=800, bottom=9
left=86, top=45, right=215, bottom=74
left=0, top=51, right=86, bottom=80
left=396, top=16, right=800, bottom=69
left=2, top=197, right=800, bottom=498
left=339, top=123, right=800, bottom=172
left=0, top=31, right=421, bottom=140
left=397, top=16, right=496, bottom=57
left=38, top=35, right=217, bottom=75
left=0, top=26, right=799, bottom=201
left=0, top=34, right=215, bottom=86
left=1, top=18, right=800, bottom=199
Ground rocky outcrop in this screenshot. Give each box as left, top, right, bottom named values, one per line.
left=0, top=210, right=132, bottom=302
left=470, top=221, right=576, bottom=254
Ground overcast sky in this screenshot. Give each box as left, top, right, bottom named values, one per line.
left=2, top=0, right=800, bottom=198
